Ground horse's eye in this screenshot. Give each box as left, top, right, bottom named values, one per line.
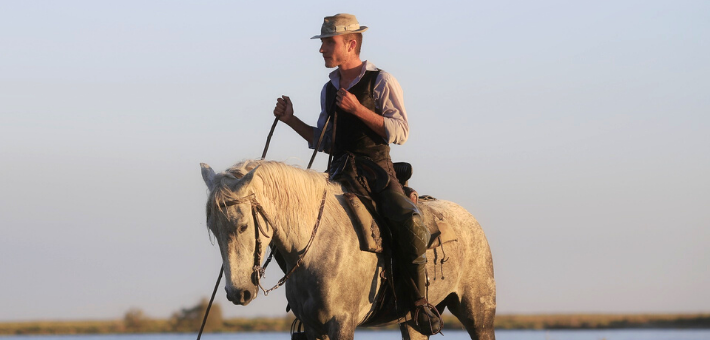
left=238, top=224, right=248, bottom=234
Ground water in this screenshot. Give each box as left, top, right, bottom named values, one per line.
left=1, top=330, right=709, bottom=340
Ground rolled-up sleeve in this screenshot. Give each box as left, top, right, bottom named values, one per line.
left=310, top=66, right=409, bottom=150
left=375, top=72, right=409, bottom=145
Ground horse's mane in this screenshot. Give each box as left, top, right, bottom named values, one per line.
left=207, top=160, right=340, bottom=234
left=226, top=159, right=262, bottom=179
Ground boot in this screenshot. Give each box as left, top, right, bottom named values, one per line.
left=413, top=297, right=443, bottom=335
left=410, top=264, right=443, bottom=335
left=378, top=189, right=442, bottom=334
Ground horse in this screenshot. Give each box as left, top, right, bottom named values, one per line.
left=200, top=159, right=496, bottom=340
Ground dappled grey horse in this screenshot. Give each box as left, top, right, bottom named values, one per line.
left=201, top=160, right=495, bottom=340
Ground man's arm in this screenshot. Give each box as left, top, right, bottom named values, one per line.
left=274, top=95, right=315, bottom=143
left=373, top=72, right=408, bottom=144
left=337, top=71, right=409, bottom=144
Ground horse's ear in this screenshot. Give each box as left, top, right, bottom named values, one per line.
left=235, top=167, right=255, bottom=185
left=230, top=165, right=259, bottom=191
left=201, top=163, right=216, bottom=189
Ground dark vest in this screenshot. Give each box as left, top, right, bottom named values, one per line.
left=325, top=70, right=391, bottom=164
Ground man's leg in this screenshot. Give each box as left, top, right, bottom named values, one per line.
left=377, top=188, right=442, bottom=335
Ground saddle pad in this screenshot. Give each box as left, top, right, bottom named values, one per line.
left=343, top=193, right=451, bottom=254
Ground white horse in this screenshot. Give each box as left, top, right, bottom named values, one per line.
left=201, top=160, right=496, bottom=340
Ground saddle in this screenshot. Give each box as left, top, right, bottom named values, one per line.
left=339, top=162, right=457, bottom=327
left=343, top=162, right=456, bottom=254
left=281, top=161, right=456, bottom=328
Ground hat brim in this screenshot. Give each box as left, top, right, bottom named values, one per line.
left=310, top=26, right=368, bottom=39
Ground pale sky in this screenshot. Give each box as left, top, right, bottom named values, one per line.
left=1, top=1, right=708, bottom=322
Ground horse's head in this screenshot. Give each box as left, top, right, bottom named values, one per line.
left=201, top=163, right=271, bottom=306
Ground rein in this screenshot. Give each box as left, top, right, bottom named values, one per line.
left=196, top=266, right=222, bottom=340
left=198, top=184, right=327, bottom=338
left=217, top=187, right=329, bottom=296
left=198, top=118, right=279, bottom=340
left=199, top=116, right=329, bottom=339
left=254, top=189, right=328, bottom=296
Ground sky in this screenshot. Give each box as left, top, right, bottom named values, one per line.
left=1, top=0, right=708, bottom=322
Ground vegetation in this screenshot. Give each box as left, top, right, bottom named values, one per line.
left=169, top=297, right=224, bottom=332
left=492, top=313, right=710, bottom=330
left=1, top=310, right=709, bottom=335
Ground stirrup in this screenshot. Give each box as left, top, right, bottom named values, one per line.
left=290, top=318, right=307, bottom=340
left=412, top=298, right=443, bottom=335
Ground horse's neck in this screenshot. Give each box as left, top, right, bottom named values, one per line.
left=267, top=206, right=316, bottom=267
left=257, top=185, right=326, bottom=264
left=250, top=166, right=343, bottom=268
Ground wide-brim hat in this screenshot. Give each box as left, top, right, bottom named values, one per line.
left=311, top=13, right=368, bottom=39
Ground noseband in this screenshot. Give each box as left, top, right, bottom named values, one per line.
left=220, top=189, right=328, bottom=296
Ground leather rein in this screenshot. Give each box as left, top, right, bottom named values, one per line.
left=198, top=119, right=324, bottom=340
left=221, top=188, right=328, bottom=296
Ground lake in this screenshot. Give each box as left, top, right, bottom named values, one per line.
left=2, top=330, right=709, bottom=340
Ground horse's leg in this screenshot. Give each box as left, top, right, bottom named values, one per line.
left=300, top=314, right=353, bottom=340
left=306, top=326, right=326, bottom=340
left=324, top=315, right=356, bottom=340
left=444, top=291, right=496, bottom=340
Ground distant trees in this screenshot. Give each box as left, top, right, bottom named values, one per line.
left=6, top=310, right=710, bottom=335
left=170, top=298, right=223, bottom=332
left=121, top=299, right=223, bottom=333
left=123, top=308, right=148, bottom=331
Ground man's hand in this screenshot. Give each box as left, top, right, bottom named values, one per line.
left=274, top=95, right=294, bottom=123
left=336, top=88, right=363, bottom=115
left=273, top=95, right=314, bottom=143
left=336, top=87, right=387, bottom=139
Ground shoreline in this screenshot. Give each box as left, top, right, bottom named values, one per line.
left=1, top=313, right=709, bottom=335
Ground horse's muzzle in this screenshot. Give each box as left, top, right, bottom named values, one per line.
left=225, top=286, right=254, bottom=305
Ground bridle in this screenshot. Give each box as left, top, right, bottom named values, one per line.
left=219, top=188, right=328, bottom=296
left=197, top=119, right=317, bottom=340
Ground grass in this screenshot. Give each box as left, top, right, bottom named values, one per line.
left=492, top=313, right=710, bottom=330
left=1, top=313, right=709, bottom=335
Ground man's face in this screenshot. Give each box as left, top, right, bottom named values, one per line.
left=319, top=35, right=351, bottom=68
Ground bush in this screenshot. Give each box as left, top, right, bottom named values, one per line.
left=123, top=308, right=148, bottom=331
left=170, top=298, right=223, bottom=332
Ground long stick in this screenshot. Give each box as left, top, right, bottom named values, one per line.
left=198, top=118, right=278, bottom=339
left=197, top=266, right=223, bottom=340
left=261, top=117, right=279, bottom=160
left=308, top=115, right=332, bottom=169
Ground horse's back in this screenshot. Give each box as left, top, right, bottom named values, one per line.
left=418, top=198, right=495, bottom=298
left=419, top=198, right=492, bottom=257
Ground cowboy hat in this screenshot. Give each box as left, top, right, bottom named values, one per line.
left=311, top=13, right=368, bottom=39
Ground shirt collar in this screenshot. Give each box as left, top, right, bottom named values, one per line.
left=329, top=60, right=377, bottom=89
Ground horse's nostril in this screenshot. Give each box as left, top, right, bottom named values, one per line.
left=242, top=290, right=252, bottom=302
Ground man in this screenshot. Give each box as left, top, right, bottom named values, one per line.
left=273, top=13, right=442, bottom=335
